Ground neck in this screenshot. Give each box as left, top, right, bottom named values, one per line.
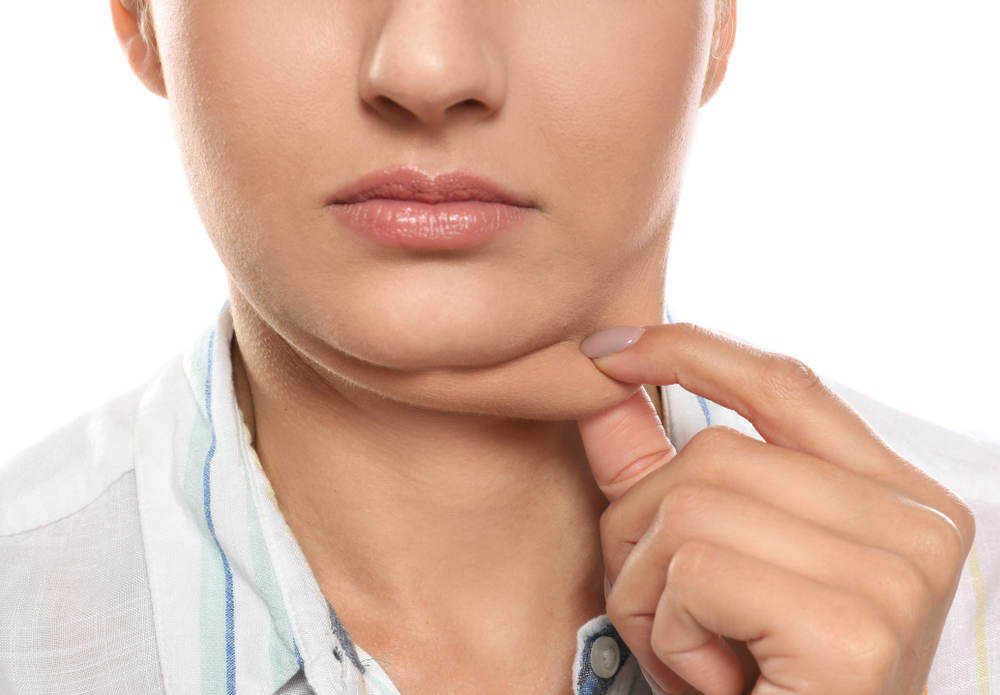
left=230, top=302, right=609, bottom=686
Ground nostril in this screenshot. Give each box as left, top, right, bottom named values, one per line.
left=367, top=94, right=495, bottom=127
left=443, top=98, right=500, bottom=122
left=367, top=95, right=417, bottom=124
left=449, top=98, right=487, bottom=113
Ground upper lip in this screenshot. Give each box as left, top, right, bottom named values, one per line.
left=328, top=166, right=535, bottom=207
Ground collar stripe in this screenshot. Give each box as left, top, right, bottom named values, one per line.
left=201, top=327, right=237, bottom=695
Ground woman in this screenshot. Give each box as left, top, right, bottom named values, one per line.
left=0, top=0, right=995, bottom=693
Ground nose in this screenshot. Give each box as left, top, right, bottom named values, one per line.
left=359, top=1, right=507, bottom=127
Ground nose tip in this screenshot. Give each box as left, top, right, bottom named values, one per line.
left=359, top=5, right=506, bottom=127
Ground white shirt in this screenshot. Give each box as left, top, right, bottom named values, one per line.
left=1, top=306, right=998, bottom=695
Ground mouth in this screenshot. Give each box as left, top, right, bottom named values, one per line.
left=327, top=166, right=535, bottom=249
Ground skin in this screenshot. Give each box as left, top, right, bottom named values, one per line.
left=111, top=1, right=973, bottom=694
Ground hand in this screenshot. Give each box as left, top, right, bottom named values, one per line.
left=577, top=324, right=975, bottom=695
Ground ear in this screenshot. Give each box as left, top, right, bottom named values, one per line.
left=110, top=0, right=167, bottom=98
left=700, top=0, right=737, bottom=106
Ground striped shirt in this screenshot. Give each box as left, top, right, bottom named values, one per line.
left=1, top=305, right=998, bottom=694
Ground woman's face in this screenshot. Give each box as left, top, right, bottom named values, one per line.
left=139, top=0, right=732, bottom=419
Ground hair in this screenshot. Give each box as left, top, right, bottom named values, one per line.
left=131, top=0, right=158, bottom=64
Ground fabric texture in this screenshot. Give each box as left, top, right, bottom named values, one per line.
left=1, top=305, right=998, bottom=695
left=0, top=471, right=164, bottom=694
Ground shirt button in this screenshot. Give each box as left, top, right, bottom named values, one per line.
left=590, top=635, right=621, bottom=679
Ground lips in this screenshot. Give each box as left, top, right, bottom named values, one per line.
left=327, top=166, right=533, bottom=249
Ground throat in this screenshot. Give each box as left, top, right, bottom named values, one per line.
left=229, top=311, right=612, bottom=693
left=275, top=413, right=608, bottom=695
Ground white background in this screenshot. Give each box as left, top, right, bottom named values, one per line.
left=1, top=0, right=997, bottom=463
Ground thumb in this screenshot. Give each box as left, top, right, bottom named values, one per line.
left=578, top=386, right=676, bottom=502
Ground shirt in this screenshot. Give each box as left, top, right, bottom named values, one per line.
left=1, top=305, right=998, bottom=695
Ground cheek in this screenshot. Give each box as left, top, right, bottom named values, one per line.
left=157, top=0, right=363, bottom=258
left=514, top=2, right=713, bottom=245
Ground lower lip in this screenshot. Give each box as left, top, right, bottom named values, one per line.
left=329, top=199, right=529, bottom=249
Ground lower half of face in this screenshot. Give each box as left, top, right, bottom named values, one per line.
left=157, top=0, right=716, bottom=419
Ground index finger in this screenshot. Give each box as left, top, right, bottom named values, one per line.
left=586, top=323, right=900, bottom=480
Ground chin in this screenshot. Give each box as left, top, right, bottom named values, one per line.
left=286, top=283, right=589, bottom=372
left=304, top=324, right=642, bottom=421
left=319, top=322, right=567, bottom=372
left=232, top=281, right=649, bottom=422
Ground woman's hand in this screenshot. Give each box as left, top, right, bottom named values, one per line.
left=577, top=324, right=975, bottom=695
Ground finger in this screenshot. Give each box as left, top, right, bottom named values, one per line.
left=586, top=323, right=891, bottom=477
left=607, top=482, right=932, bottom=641
left=601, top=428, right=961, bottom=594
left=643, top=542, right=896, bottom=695
left=577, top=386, right=676, bottom=502
left=583, top=323, right=973, bottom=540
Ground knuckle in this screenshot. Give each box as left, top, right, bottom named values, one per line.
left=950, top=497, right=977, bottom=548
left=666, top=540, right=718, bottom=586
left=685, top=425, right=744, bottom=457
left=906, top=509, right=968, bottom=582
left=850, top=625, right=899, bottom=682
left=657, top=482, right=715, bottom=532
left=669, top=322, right=709, bottom=351
left=598, top=502, right=619, bottom=544
left=598, top=503, right=630, bottom=556
left=930, top=517, right=967, bottom=572
left=830, top=599, right=900, bottom=679
left=648, top=616, right=685, bottom=663
left=764, top=354, right=823, bottom=401
left=879, top=554, right=933, bottom=632
left=681, top=426, right=747, bottom=482
left=599, top=501, right=640, bottom=575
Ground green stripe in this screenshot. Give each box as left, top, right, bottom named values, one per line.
left=197, top=531, right=230, bottom=695
left=184, top=340, right=230, bottom=695
left=243, top=462, right=301, bottom=688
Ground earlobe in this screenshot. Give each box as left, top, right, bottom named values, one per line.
left=110, top=0, right=166, bottom=98
left=700, top=0, right=737, bottom=106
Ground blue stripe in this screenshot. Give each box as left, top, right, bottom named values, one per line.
left=327, top=598, right=365, bottom=674
left=696, top=395, right=712, bottom=427
left=202, top=327, right=237, bottom=695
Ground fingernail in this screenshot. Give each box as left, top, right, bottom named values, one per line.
left=639, top=663, right=675, bottom=695
left=581, top=326, right=646, bottom=359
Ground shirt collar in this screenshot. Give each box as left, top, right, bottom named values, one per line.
left=134, top=305, right=756, bottom=695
